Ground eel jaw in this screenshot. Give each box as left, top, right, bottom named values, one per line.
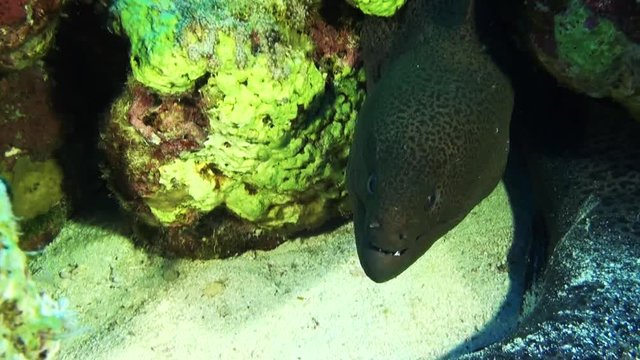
left=355, top=231, right=423, bottom=283
left=350, top=195, right=421, bottom=282
left=368, top=243, right=408, bottom=257
left=356, top=242, right=416, bottom=283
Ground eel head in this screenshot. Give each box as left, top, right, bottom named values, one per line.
left=346, top=104, right=465, bottom=283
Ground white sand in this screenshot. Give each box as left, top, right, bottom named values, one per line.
left=30, top=182, right=525, bottom=360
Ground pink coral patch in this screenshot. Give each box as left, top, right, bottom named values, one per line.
left=0, top=0, right=29, bottom=26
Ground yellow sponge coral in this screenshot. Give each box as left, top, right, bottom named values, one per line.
left=346, top=0, right=407, bottom=16
left=105, top=0, right=365, bottom=233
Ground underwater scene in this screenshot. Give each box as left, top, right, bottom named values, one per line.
left=0, top=0, right=639, bottom=358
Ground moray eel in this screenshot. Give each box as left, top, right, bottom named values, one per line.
left=347, top=0, right=514, bottom=282
left=460, top=82, right=640, bottom=358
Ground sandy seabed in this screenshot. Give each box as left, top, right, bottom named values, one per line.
left=30, top=183, right=526, bottom=360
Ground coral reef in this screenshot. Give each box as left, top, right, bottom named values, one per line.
left=0, top=0, right=66, bottom=71
left=0, top=66, right=69, bottom=250
left=104, top=0, right=364, bottom=257
left=0, top=178, right=69, bottom=359
left=110, top=0, right=331, bottom=95
left=523, top=0, right=640, bottom=119
left=345, top=0, right=407, bottom=17
left=109, top=0, right=208, bottom=94
left=583, top=0, right=640, bottom=42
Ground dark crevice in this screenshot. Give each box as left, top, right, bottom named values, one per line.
left=45, top=1, right=129, bottom=222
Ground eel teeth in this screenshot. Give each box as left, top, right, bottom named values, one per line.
left=370, top=244, right=407, bottom=256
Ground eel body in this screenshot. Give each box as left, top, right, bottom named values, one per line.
left=460, top=90, right=640, bottom=357
left=347, top=0, right=514, bottom=282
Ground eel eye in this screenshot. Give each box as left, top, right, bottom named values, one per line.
left=424, top=191, right=438, bottom=211
left=366, top=173, right=377, bottom=195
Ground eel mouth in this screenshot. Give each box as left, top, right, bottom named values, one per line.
left=368, top=243, right=408, bottom=257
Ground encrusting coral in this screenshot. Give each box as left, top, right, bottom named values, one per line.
left=0, top=66, right=69, bottom=250
left=345, top=0, right=407, bottom=17
left=0, top=0, right=67, bottom=71
left=524, top=0, right=640, bottom=120
left=103, top=0, right=364, bottom=256
left=0, top=178, right=69, bottom=359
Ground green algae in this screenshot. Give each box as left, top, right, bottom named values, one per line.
left=555, top=0, right=626, bottom=81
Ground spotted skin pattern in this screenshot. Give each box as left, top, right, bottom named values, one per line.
left=531, top=102, right=640, bottom=250
left=461, top=93, right=640, bottom=359
left=347, top=0, right=514, bottom=282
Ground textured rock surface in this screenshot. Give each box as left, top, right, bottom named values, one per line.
left=0, top=0, right=66, bottom=70
left=0, top=66, right=69, bottom=250
left=522, top=0, right=640, bottom=120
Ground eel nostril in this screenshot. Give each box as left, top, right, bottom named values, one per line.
left=399, top=233, right=407, bottom=240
